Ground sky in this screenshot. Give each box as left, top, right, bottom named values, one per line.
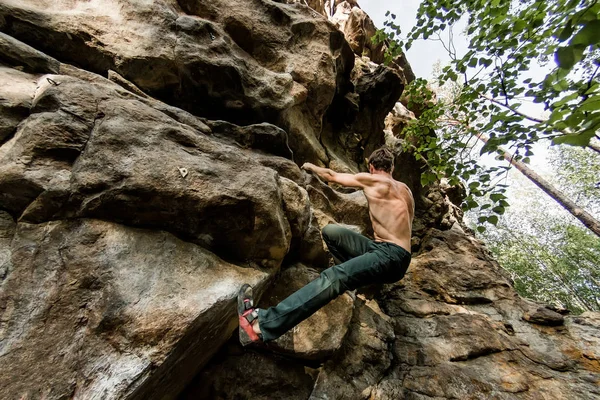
left=360, top=0, right=547, bottom=121
left=360, top=0, right=469, bottom=80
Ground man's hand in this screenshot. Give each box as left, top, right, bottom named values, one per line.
left=301, top=162, right=317, bottom=173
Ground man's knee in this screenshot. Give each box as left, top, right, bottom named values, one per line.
left=321, top=223, right=342, bottom=243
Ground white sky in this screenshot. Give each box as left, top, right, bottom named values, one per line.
left=361, top=0, right=468, bottom=80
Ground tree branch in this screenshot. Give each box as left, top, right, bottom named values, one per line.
left=480, top=93, right=546, bottom=123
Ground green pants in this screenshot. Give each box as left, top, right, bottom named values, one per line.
left=257, top=224, right=411, bottom=342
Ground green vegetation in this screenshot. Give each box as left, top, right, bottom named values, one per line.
left=474, top=145, right=600, bottom=313
left=373, top=0, right=600, bottom=234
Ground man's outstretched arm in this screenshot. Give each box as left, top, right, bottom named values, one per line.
left=302, top=162, right=371, bottom=188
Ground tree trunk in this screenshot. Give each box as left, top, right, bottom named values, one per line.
left=587, top=141, right=600, bottom=155
left=477, top=134, right=600, bottom=238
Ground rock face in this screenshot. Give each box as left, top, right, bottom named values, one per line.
left=1, top=219, right=268, bottom=399
left=0, top=1, right=598, bottom=400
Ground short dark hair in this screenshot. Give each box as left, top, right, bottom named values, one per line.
left=368, top=147, right=394, bottom=173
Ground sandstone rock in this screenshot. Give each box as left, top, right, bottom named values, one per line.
left=392, top=52, right=416, bottom=83
left=280, top=177, right=312, bottom=239
left=323, top=57, right=404, bottom=171
left=406, top=228, right=514, bottom=305
left=0, top=66, right=38, bottom=143
left=310, top=296, right=395, bottom=399
left=385, top=102, right=416, bottom=137
left=305, top=174, right=372, bottom=235
left=0, top=31, right=60, bottom=74
left=362, top=225, right=600, bottom=400
left=523, top=306, right=565, bottom=326
left=0, top=72, right=294, bottom=268
left=207, top=120, right=294, bottom=160
left=1, top=1, right=599, bottom=399
left=180, top=343, right=316, bottom=400
left=0, top=0, right=354, bottom=166
left=296, top=207, right=331, bottom=269
left=329, top=1, right=384, bottom=63
left=0, top=211, right=15, bottom=281
left=0, top=219, right=268, bottom=400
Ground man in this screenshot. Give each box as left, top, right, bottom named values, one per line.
left=238, top=146, right=414, bottom=345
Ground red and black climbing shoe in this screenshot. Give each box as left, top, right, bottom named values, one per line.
left=238, top=284, right=262, bottom=346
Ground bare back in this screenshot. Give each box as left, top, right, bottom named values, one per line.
left=361, top=175, right=414, bottom=252
left=301, top=163, right=415, bottom=252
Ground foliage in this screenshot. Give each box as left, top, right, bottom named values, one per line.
left=548, top=144, right=600, bottom=214
left=476, top=191, right=600, bottom=314
left=471, top=143, right=600, bottom=313
left=373, top=0, right=600, bottom=231
left=395, top=73, right=512, bottom=232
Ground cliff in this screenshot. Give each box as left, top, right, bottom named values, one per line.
left=0, top=1, right=598, bottom=399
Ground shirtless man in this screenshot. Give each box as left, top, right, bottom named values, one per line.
left=238, top=147, right=414, bottom=345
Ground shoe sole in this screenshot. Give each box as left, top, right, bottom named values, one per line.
left=237, top=284, right=254, bottom=346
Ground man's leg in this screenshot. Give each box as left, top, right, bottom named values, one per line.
left=321, top=224, right=371, bottom=264
left=257, top=248, right=390, bottom=342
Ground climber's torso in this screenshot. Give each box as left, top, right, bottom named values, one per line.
left=359, top=174, right=414, bottom=252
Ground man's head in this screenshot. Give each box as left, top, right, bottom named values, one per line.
left=368, top=147, right=394, bottom=174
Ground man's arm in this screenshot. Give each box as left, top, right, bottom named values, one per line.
left=302, top=163, right=373, bottom=188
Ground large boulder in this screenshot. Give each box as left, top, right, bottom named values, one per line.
left=0, top=0, right=358, bottom=165
left=0, top=219, right=268, bottom=400
left=180, top=342, right=317, bottom=400
left=323, top=57, right=404, bottom=172
left=310, top=296, right=395, bottom=399
left=0, top=71, right=294, bottom=267
left=1, top=1, right=598, bottom=399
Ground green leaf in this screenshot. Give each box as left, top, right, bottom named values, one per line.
left=467, top=199, right=479, bottom=209
left=490, top=193, right=505, bottom=202
left=552, top=129, right=596, bottom=147
left=555, top=46, right=575, bottom=69
left=557, top=19, right=573, bottom=42
left=514, top=20, right=527, bottom=31
left=553, top=92, right=580, bottom=108
left=477, top=225, right=486, bottom=233
left=479, top=58, right=493, bottom=67
left=571, top=20, right=600, bottom=47
left=579, top=97, right=600, bottom=112
left=492, top=206, right=506, bottom=215
left=488, top=215, right=499, bottom=225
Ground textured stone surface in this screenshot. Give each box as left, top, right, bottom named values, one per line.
left=180, top=341, right=317, bottom=400
left=0, top=0, right=598, bottom=399
left=0, top=66, right=38, bottom=143
left=0, top=211, right=14, bottom=281
left=0, top=219, right=268, bottom=399
left=0, top=0, right=357, bottom=165
left=0, top=72, right=293, bottom=267
left=310, top=297, right=395, bottom=400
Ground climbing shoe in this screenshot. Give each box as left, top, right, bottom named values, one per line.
left=238, top=284, right=262, bottom=346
